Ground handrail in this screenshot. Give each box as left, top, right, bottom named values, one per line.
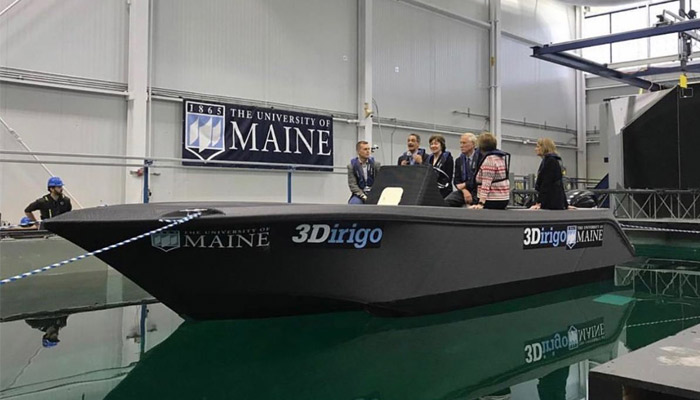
left=512, top=188, right=700, bottom=220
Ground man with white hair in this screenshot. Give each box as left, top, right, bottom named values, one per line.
left=445, top=133, right=480, bottom=207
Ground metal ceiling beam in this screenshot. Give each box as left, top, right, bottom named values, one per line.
left=534, top=18, right=700, bottom=55
left=607, top=52, right=700, bottom=69
left=628, top=63, right=700, bottom=77
left=532, top=51, right=667, bottom=91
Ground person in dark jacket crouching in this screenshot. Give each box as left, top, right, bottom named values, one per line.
left=530, top=138, right=568, bottom=210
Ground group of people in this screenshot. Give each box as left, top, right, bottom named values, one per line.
left=347, top=132, right=568, bottom=210
left=12, top=135, right=564, bottom=229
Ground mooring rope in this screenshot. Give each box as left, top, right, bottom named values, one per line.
left=0, top=212, right=202, bottom=286
left=620, top=223, right=700, bottom=235
left=627, top=315, right=700, bottom=328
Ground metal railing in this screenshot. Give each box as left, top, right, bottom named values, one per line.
left=596, top=189, right=700, bottom=220
left=616, top=259, right=700, bottom=299
left=512, top=188, right=700, bottom=220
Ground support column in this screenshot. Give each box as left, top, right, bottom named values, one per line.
left=125, top=0, right=150, bottom=204
left=575, top=6, right=587, bottom=183
left=357, top=0, right=373, bottom=146
left=489, top=0, right=502, bottom=146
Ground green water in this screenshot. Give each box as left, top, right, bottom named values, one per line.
left=627, top=231, right=700, bottom=261
left=3, top=280, right=699, bottom=400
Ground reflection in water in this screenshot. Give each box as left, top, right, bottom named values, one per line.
left=0, top=304, right=182, bottom=400
left=2, top=282, right=700, bottom=400
left=106, top=283, right=636, bottom=400
left=25, top=315, right=68, bottom=348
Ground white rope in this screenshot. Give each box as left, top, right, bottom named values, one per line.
left=627, top=315, right=700, bottom=328
left=0, top=212, right=202, bottom=285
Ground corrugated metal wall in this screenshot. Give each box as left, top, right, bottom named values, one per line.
left=152, top=0, right=357, bottom=113
left=500, top=0, right=578, bottom=180
left=0, top=84, right=127, bottom=217
left=0, top=0, right=128, bottom=82
left=1, top=0, right=582, bottom=221
left=585, top=80, right=639, bottom=181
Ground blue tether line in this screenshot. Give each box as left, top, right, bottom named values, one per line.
left=0, top=212, right=202, bottom=286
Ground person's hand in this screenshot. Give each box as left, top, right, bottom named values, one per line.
left=456, top=183, right=466, bottom=191
left=400, top=160, right=408, bottom=166
left=413, top=154, right=423, bottom=164
left=361, top=194, right=368, bottom=203
left=529, top=203, right=541, bottom=210
left=462, top=190, right=473, bottom=204
left=567, top=205, right=577, bottom=210
left=469, top=203, right=484, bottom=209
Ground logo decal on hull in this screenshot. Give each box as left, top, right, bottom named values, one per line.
left=151, top=231, right=181, bottom=252
left=151, top=228, right=270, bottom=252
left=291, top=223, right=383, bottom=249
left=522, top=224, right=604, bottom=250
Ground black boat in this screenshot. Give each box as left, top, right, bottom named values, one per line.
left=40, top=166, right=634, bottom=319
left=43, top=197, right=634, bottom=319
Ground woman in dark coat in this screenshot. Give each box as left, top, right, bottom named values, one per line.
left=531, top=138, right=568, bottom=210
left=426, top=134, right=454, bottom=198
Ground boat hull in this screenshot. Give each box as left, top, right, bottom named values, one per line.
left=44, top=202, right=635, bottom=319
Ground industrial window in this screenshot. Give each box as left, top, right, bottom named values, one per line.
left=582, top=1, right=695, bottom=66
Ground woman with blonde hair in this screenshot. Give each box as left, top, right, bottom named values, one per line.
left=531, top=138, right=567, bottom=210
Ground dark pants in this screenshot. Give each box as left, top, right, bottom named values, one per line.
left=348, top=195, right=365, bottom=204
left=444, top=190, right=477, bottom=207
left=483, top=200, right=509, bottom=210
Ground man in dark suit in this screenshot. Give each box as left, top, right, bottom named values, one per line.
left=397, top=133, right=428, bottom=166
left=445, top=133, right=480, bottom=207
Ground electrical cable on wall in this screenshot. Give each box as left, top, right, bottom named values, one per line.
left=371, top=98, right=389, bottom=163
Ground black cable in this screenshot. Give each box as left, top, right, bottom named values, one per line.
left=677, top=88, right=682, bottom=189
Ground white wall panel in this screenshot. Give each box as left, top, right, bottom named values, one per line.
left=587, top=142, right=607, bottom=180
left=0, top=83, right=126, bottom=223
left=501, top=36, right=577, bottom=137
left=373, top=0, right=489, bottom=128
left=504, top=142, right=577, bottom=179
left=0, top=0, right=128, bottom=82
left=585, top=85, right=638, bottom=181
left=152, top=0, right=357, bottom=113
left=501, top=0, right=575, bottom=44
left=414, top=0, right=489, bottom=22
left=502, top=124, right=576, bottom=148
left=586, top=85, right=638, bottom=133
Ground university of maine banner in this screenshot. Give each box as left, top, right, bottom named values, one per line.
left=182, top=100, right=333, bottom=170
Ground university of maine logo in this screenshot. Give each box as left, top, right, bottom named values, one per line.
left=185, top=101, right=226, bottom=161
left=151, top=231, right=181, bottom=252
left=566, top=225, right=577, bottom=249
